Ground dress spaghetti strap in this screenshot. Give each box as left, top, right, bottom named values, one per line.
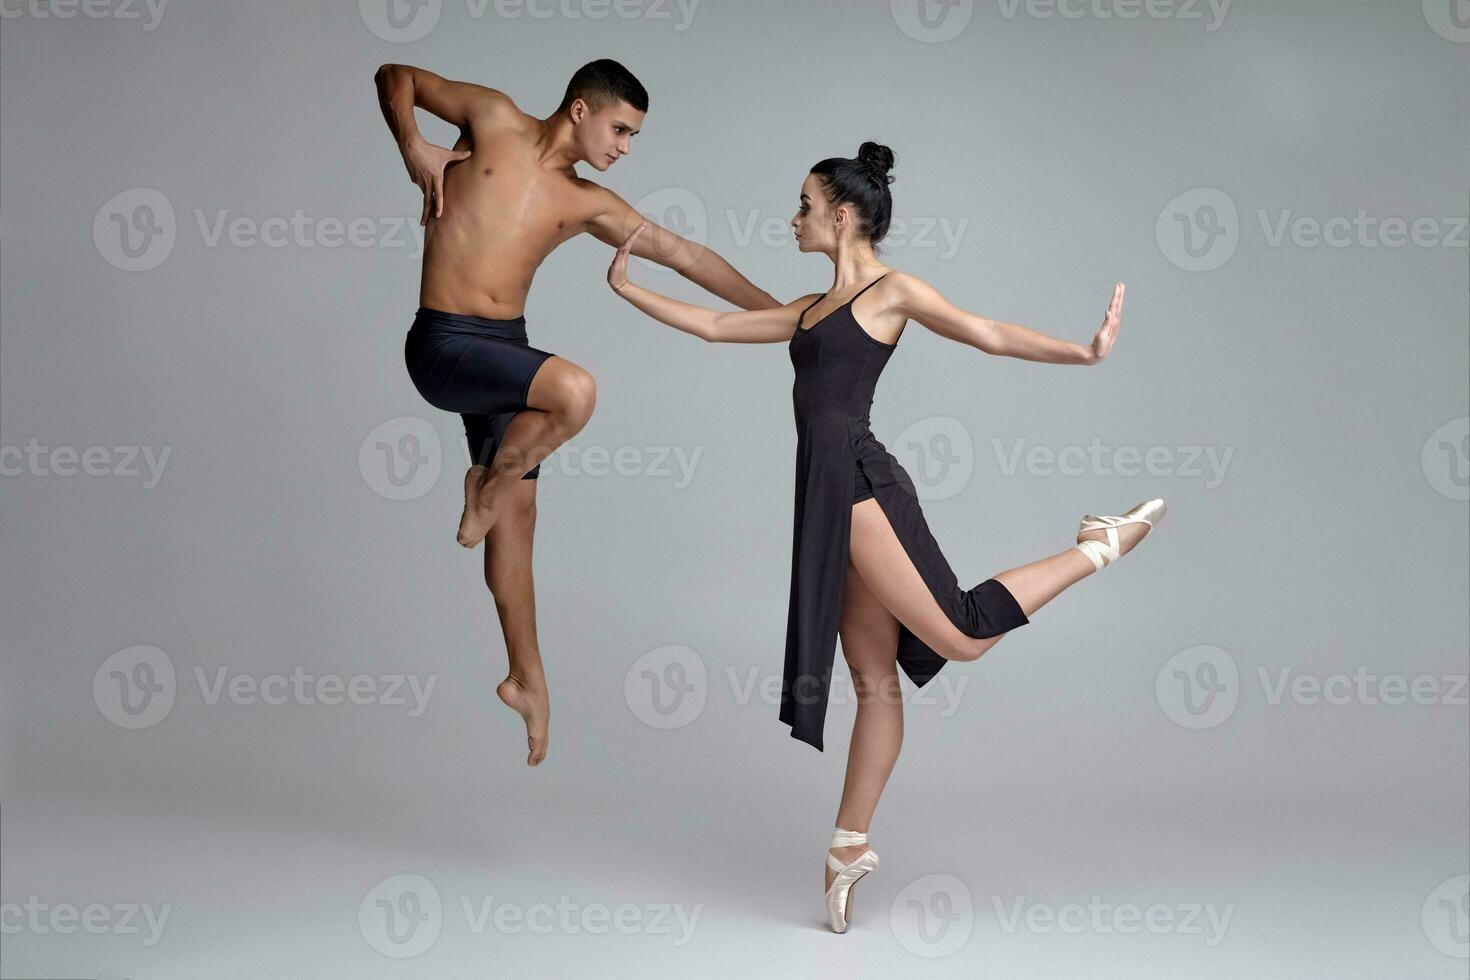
left=848, top=272, right=888, bottom=304
left=796, top=273, right=888, bottom=331
left=796, top=293, right=827, bottom=330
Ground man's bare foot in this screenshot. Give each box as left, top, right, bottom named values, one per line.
left=456, top=466, right=502, bottom=548
left=496, top=672, right=550, bottom=766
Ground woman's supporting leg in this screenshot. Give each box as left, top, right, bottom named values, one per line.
left=481, top=477, right=551, bottom=766
left=457, top=356, right=598, bottom=547
left=847, top=498, right=1152, bottom=663
left=827, top=559, right=902, bottom=893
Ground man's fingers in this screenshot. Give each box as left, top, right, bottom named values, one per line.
left=434, top=177, right=444, bottom=218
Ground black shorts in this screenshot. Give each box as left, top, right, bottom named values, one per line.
left=404, top=307, right=555, bottom=478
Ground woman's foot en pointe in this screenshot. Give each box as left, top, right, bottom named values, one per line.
left=496, top=672, right=550, bottom=767
left=825, top=828, right=879, bottom=934
left=1074, top=497, right=1166, bottom=571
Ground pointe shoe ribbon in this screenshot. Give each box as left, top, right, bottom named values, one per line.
left=826, top=828, right=879, bottom=934
left=1075, top=497, right=1166, bottom=571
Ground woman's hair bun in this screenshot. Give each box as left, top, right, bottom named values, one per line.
left=857, top=141, right=896, bottom=184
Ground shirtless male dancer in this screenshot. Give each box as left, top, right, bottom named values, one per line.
left=375, top=59, right=778, bottom=766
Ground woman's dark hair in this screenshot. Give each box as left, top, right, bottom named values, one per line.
left=558, top=59, right=649, bottom=115
left=810, top=141, right=896, bottom=245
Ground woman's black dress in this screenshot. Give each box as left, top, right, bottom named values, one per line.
left=780, top=273, right=1032, bottom=751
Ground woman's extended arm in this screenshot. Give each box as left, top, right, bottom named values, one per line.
left=606, top=223, right=815, bottom=344
left=894, top=272, right=1124, bottom=365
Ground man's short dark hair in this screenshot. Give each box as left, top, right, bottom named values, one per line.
left=557, top=59, right=648, bottom=115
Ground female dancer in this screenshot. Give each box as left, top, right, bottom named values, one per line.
left=605, top=142, right=1166, bottom=933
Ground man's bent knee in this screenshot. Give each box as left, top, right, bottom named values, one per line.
left=541, top=366, right=595, bottom=426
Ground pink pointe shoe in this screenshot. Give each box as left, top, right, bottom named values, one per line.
left=1074, top=497, right=1167, bottom=570
left=826, top=828, right=879, bottom=934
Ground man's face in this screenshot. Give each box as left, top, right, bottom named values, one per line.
left=574, top=98, right=643, bottom=171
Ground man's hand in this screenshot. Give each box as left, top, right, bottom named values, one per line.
left=402, top=137, right=471, bottom=225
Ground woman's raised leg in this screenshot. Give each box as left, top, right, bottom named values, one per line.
left=847, top=498, right=1154, bottom=663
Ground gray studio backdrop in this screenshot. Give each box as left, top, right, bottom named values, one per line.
left=1, top=1, right=1466, bottom=977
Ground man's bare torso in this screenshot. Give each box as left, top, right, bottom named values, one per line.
left=420, top=101, right=607, bottom=320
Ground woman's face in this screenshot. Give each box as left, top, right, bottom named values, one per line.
left=792, top=173, right=846, bottom=253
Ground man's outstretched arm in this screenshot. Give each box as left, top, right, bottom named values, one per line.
left=374, top=64, right=510, bottom=224
left=586, top=190, right=781, bottom=311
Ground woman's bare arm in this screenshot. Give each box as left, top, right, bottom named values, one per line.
left=892, top=272, right=1123, bottom=365
left=606, top=223, right=813, bottom=343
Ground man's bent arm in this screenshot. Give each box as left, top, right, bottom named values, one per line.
left=375, top=64, right=508, bottom=145
left=376, top=65, right=511, bottom=222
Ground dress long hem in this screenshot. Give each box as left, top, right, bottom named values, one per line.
left=778, top=419, right=1031, bottom=752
